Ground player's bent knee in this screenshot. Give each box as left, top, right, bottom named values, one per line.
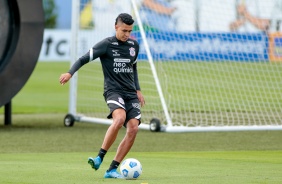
left=112, top=118, right=125, bottom=129
left=127, top=119, right=139, bottom=133
left=126, top=127, right=138, bottom=138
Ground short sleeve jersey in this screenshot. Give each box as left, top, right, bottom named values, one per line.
left=89, top=36, right=140, bottom=94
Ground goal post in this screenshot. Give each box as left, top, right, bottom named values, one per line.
left=66, top=0, right=282, bottom=132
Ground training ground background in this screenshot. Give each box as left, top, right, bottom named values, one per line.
left=0, top=62, right=282, bottom=183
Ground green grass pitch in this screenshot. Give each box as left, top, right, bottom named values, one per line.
left=0, top=62, right=282, bottom=183
left=1, top=116, right=282, bottom=183
left=1, top=151, right=282, bottom=184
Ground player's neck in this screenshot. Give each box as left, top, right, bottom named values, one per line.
left=115, top=35, right=128, bottom=43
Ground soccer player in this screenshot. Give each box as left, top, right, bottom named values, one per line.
left=59, top=13, right=145, bottom=179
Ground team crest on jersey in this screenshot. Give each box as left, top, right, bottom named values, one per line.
left=111, top=42, right=118, bottom=45
left=129, top=47, right=135, bottom=57
left=118, top=97, right=124, bottom=105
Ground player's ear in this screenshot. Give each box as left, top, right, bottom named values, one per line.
left=115, top=24, right=118, bottom=31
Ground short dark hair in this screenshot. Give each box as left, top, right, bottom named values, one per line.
left=115, top=13, right=134, bottom=25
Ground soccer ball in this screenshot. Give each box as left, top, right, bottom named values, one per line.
left=120, top=158, right=142, bottom=179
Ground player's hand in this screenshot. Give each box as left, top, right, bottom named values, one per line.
left=229, top=19, right=246, bottom=31
left=59, top=73, right=72, bottom=85
left=137, top=90, right=145, bottom=107
left=237, top=4, right=247, bottom=16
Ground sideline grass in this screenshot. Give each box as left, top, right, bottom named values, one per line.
left=0, top=62, right=70, bottom=114
left=1, top=114, right=282, bottom=153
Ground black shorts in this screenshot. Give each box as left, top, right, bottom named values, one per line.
left=104, top=92, right=141, bottom=127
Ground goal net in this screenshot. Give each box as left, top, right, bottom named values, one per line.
left=68, top=0, right=282, bottom=132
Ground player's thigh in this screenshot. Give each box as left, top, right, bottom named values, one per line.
left=112, top=108, right=126, bottom=124
left=105, top=93, right=126, bottom=119
left=126, top=118, right=140, bottom=132
left=124, top=98, right=141, bottom=127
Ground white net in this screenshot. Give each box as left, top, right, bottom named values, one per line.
left=72, top=0, right=282, bottom=130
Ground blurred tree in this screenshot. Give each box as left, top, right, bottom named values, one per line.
left=43, top=0, right=57, bottom=28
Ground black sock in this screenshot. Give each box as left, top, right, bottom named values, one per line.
left=98, top=148, right=107, bottom=161
left=107, top=160, right=120, bottom=172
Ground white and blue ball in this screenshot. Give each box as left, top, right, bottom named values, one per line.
left=120, top=158, right=142, bottom=179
